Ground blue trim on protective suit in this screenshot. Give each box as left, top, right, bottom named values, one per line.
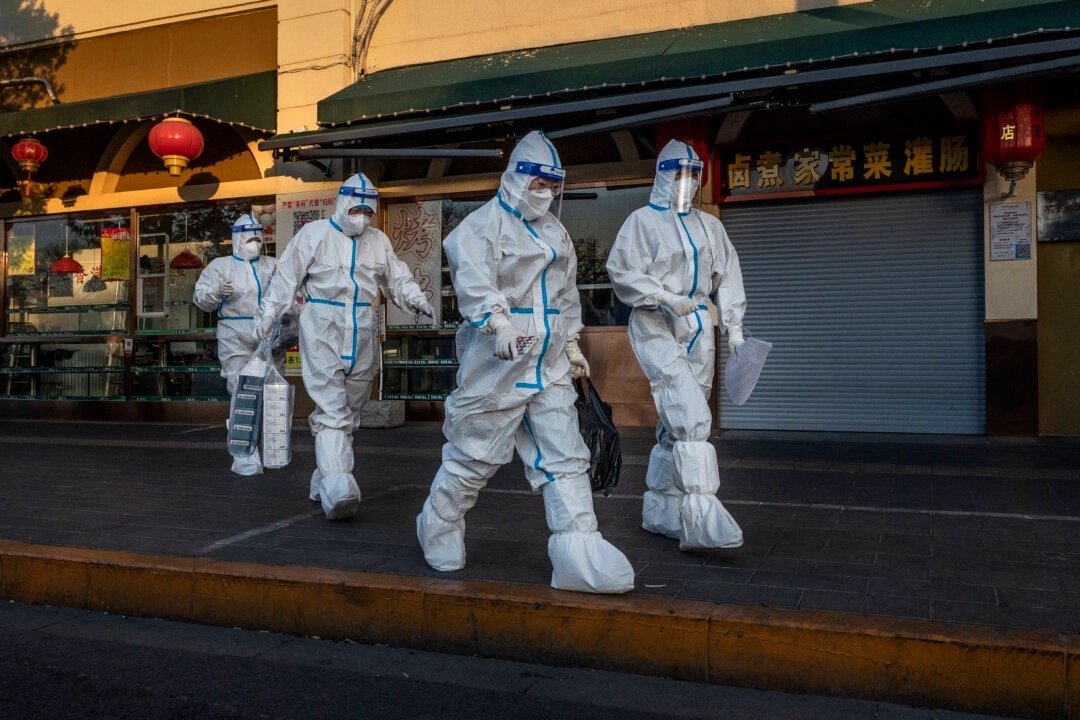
left=521, top=411, right=556, bottom=483
left=328, top=216, right=362, bottom=375
left=675, top=212, right=704, bottom=354
left=217, top=255, right=264, bottom=316
left=510, top=307, right=560, bottom=315
left=496, top=193, right=557, bottom=392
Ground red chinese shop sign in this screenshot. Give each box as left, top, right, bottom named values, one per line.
left=714, top=129, right=981, bottom=202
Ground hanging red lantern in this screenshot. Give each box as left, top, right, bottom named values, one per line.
left=169, top=248, right=204, bottom=270
left=11, top=137, right=48, bottom=196
left=980, top=85, right=1046, bottom=194
left=148, top=116, right=204, bottom=176
left=49, top=228, right=85, bottom=275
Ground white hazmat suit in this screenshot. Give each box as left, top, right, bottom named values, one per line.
left=416, top=131, right=635, bottom=594
left=606, top=139, right=746, bottom=550
left=256, top=173, right=433, bottom=520
left=193, top=213, right=284, bottom=476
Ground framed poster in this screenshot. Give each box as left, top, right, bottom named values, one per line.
left=7, top=231, right=36, bottom=275
left=100, top=227, right=131, bottom=281
left=1036, top=190, right=1080, bottom=243
left=385, top=200, right=442, bottom=328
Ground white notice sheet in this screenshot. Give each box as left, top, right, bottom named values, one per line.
left=724, top=337, right=772, bottom=406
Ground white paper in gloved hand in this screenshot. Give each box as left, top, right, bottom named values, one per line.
left=724, top=337, right=772, bottom=406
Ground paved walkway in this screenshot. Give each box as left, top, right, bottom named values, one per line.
left=2, top=418, right=1078, bottom=718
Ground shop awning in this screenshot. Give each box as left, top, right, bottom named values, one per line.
left=0, top=71, right=276, bottom=138
left=262, top=0, right=1080, bottom=152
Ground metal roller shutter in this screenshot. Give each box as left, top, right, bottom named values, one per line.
left=718, top=189, right=984, bottom=434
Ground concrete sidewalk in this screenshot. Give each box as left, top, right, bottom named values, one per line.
left=1, top=418, right=1078, bottom=718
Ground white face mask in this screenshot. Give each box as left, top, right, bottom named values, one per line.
left=671, top=178, right=700, bottom=213
left=521, top=188, right=553, bottom=221
left=339, top=212, right=371, bottom=237
left=237, top=237, right=261, bottom=261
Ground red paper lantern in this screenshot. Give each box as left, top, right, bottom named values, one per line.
left=11, top=137, right=48, bottom=196
left=980, top=85, right=1046, bottom=188
left=148, top=116, right=204, bottom=176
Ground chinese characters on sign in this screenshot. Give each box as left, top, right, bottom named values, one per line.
left=386, top=200, right=443, bottom=328
left=717, top=131, right=980, bottom=201
left=990, top=202, right=1033, bottom=261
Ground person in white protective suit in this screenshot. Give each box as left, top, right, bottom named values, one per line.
left=193, top=213, right=286, bottom=476
left=254, top=173, right=434, bottom=520
left=606, top=139, right=747, bottom=550
left=416, top=130, right=635, bottom=594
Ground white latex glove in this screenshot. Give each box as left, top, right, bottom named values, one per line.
left=661, top=292, right=698, bottom=317
left=253, top=312, right=276, bottom=342
left=728, top=325, right=745, bottom=356
left=489, top=312, right=518, bottom=361
left=565, top=339, right=590, bottom=379
left=218, top=278, right=234, bottom=299
left=412, top=297, right=435, bottom=322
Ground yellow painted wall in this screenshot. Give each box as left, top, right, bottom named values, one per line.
left=1, top=1, right=274, bottom=45
left=1035, top=115, right=1080, bottom=435
left=362, top=0, right=866, bottom=73
left=17, top=9, right=277, bottom=105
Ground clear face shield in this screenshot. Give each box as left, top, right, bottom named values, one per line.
left=659, top=157, right=704, bottom=214
left=336, top=184, right=379, bottom=236
left=232, top=219, right=264, bottom=261
left=515, top=160, right=565, bottom=224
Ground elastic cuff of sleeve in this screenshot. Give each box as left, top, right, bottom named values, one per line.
left=487, top=311, right=511, bottom=332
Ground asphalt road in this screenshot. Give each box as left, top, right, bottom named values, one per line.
left=0, top=601, right=1020, bottom=720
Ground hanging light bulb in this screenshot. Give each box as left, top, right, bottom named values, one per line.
left=50, top=226, right=85, bottom=274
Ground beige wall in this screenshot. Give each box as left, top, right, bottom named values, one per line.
left=983, top=168, right=1039, bottom=321
left=363, top=0, right=866, bottom=73
left=4, top=1, right=274, bottom=45
left=24, top=9, right=277, bottom=105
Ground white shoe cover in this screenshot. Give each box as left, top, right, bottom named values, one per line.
left=544, top=479, right=634, bottom=594
left=416, top=498, right=466, bottom=571
left=673, top=441, right=743, bottom=550
left=641, top=444, right=680, bottom=538
left=416, top=467, right=483, bottom=572
left=548, top=532, right=635, bottom=594
left=314, top=428, right=359, bottom=520
left=309, top=469, right=322, bottom=502
left=320, top=472, right=360, bottom=520
left=231, top=451, right=263, bottom=476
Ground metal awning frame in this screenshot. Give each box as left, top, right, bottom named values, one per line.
left=260, top=35, right=1080, bottom=154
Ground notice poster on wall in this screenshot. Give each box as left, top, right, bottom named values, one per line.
left=990, top=202, right=1033, bottom=261
left=100, top=227, right=131, bottom=280
left=276, top=189, right=337, bottom=246
left=385, top=200, right=442, bottom=328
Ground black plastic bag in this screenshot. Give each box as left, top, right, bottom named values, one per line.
left=574, top=377, right=621, bottom=495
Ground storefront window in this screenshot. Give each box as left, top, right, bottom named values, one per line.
left=385, top=186, right=648, bottom=330
left=4, top=215, right=132, bottom=336
left=561, top=184, right=650, bottom=326
left=136, top=201, right=267, bottom=333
